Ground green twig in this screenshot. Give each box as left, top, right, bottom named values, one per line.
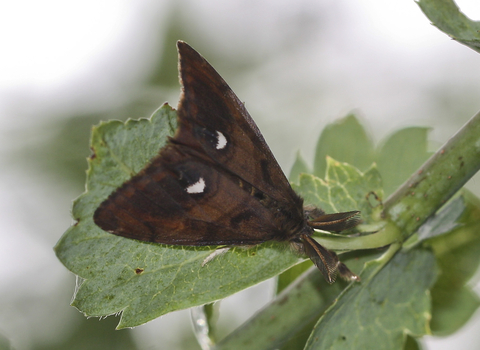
left=384, top=111, right=480, bottom=237
left=314, top=221, right=401, bottom=251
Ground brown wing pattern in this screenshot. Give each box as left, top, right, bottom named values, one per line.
left=94, top=41, right=304, bottom=245
left=174, top=41, right=302, bottom=210
left=94, top=145, right=285, bottom=245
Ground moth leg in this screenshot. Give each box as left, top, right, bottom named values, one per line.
left=299, top=234, right=360, bottom=283
left=202, top=247, right=231, bottom=266
left=337, top=260, right=361, bottom=282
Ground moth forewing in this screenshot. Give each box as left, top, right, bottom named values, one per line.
left=93, top=40, right=361, bottom=284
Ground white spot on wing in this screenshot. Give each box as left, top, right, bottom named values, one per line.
left=186, top=177, right=206, bottom=194
left=216, top=131, right=227, bottom=150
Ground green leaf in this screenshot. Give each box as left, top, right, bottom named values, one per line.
left=431, top=286, right=480, bottom=336
left=293, top=159, right=397, bottom=253
left=35, top=316, right=139, bottom=350
left=275, top=260, right=312, bottom=294
left=417, top=0, right=480, bottom=54
left=377, top=127, right=432, bottom=197
left=403, top=335, right=422, bottom=350
left=313, top=114, right=375, bottom=178
left=426, top=191, right=480, bottom=335
left=415, top=195, right=464, bottom=243
left=279, top=157, right=385, bottom=293
left=55, top=105, right=373, bottom=329
left=296, top=158, right=383, bottom=220
left=289, top=151, right=311, bottom=185
left=216, top=251, right=380, bottom=350
left=304, top=247, right=437, bottom=350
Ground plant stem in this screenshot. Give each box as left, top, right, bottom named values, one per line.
left=384, top=111, right=480, bottom=238
left=213, top=265, right=345, bottom=350
left=314, top=221, right=401, bottom=251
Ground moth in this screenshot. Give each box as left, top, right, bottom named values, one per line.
left=94, top=41, right=360, bottom=283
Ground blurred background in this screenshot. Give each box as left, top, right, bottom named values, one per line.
left=1, top=0, right=480, bottom=349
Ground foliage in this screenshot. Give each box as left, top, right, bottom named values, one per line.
left=54, top=0, right=480, bottom=348
left=56, top=102, right=480, bottom=349
left=55, top=106, right=383, bottom=329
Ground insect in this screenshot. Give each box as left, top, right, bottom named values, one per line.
left=94, top=41, right=360, bottom=283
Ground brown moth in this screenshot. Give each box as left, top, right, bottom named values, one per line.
left=94, top=41, right=360, bottom=283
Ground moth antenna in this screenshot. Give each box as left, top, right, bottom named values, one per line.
left=308, top=211, right=361, bottom=232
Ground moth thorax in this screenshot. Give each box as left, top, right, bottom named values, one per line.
left=279, top=215, right=311, bottom=242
